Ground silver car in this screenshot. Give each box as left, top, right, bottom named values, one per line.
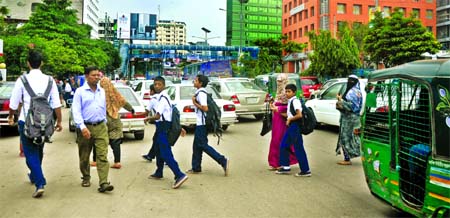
left=209, top=78, right=268, bottom=119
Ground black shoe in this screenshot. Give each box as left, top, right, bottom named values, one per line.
left=275, top=168, right=291, bottom=175
left=148, top=174, right=163, bottom=180
left=172, top=175, right=188, bottom=189
left=142, top=155, right=153, bottom=162
left=185, top=169, right=202, bottom=174
left=98, top=183, right=114, bottom=193
left=295, top=171, right=312, bottom=177
left=32, top=185, right=44, bottom=198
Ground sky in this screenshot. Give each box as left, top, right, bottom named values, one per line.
left=100, top=0, right=227, bottom=46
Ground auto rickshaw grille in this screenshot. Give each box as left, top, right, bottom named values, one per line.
left=397, top=81, right=431, bottom=209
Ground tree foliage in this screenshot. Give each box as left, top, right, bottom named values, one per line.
left=306, top=28, right=361, bottom=78
left=2, top=0, right=120, bottom=77
left=364, top=9, right=441, bottom=67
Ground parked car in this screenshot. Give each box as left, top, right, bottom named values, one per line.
left=305, top=78, right=367, bottom=126
left=310, top=78, right=347, bottom=99
left=134, top=79, right=173, bottom=107
left=0, top=81, right=18, bottom=135
left=300, top=76, right=322, bottom=99
left=209, top=78, right=269, bottom=119
left=69, top=84, right=147, bottom=140
left=165, top=83, right=238, bottom=130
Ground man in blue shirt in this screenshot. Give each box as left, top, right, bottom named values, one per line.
left=72, top=66, right=113, bottom=193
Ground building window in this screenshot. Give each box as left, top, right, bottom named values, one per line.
left=299, top=11, right=303, bottom=21
left=304, top=9, right=308, bottom=19
left=294, top=30, right=297, bottom=38
left=337, top=4, right=346, bottom=14
left=305, top=26, right=308, bottom=34
left=427, top=26, right=432, bottom=32
left=311, top=24, right=314, bottom=31
left=289, top=2, right=292, bottom=10
left=289, top=32, right=292, bottom=40
left=353, top=5, right=362, bottom=15
left=397, top=7, right=406, bottom=15
left=299, top=28, right=303, bottom=37
left=284, top=5, right=287, bottom=13
left=311, top=7, right=315, bottom=16
left=426, top=10, right=433, bottom=19
left=284, top=19, right=287, bottom=27
left=294, top=0, right=297, bottom=6
left=383, top=6, right=391, bottom=17
left=289, top=17, right=292, bottom=25
left=413, top=8, right=420, bottom=18
left=294, top=14, right=297, bottom=23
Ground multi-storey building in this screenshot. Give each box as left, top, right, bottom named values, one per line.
left=98, top=16, right=115, bottom=41
left=282, top=0, right=437, bottom=72
left=0, top=0, right=101, bottom=39
left=156, top=20, right=187, bottom=45
left=437, top=0, right=450, bottom=49
left=225, top=0, right=282, bottom=48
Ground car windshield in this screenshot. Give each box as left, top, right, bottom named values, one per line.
left=0, top=83, right=14, bottom=99
left=225, top=81, right=261, bottom=92
left=302, top=79, right=316, bottom=86
left=180, top=86, right=220, bottom=100
left=116, top=87, right=140, bottom=106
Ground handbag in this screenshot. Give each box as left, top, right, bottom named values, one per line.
left=260, top=103, right=272, bottom=136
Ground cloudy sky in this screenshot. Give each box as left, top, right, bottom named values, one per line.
left=101, top=0, right=227, bottom=45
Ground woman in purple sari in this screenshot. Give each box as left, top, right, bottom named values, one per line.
left=267, top=74, right=298, bottom=170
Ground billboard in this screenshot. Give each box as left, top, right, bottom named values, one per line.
left=117, top=13, right=131, bottom=39
left=130, top=13, right=157, bottom=40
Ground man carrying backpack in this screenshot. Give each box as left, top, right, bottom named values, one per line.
left=8, top=50, right=63, bottom=198
left=187, top=75, right=229, bottom=176
left=145, top=76, right=188, bottom=189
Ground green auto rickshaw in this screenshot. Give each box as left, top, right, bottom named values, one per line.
left=361, top=59, right=450, bottom=217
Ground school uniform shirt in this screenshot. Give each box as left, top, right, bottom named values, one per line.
left=72, top=82, right=106, bottom=130
left=155, top=91, right=172, bottom=122
left=9, top=69, right=62, bottom=122
left=146, top=93, right=160, bottom=113
left=194, top=87, right=208, bottom=126
left=287, top=96, right=302, bottom=119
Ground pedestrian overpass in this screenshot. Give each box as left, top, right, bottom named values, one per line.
left=119, top=44, right=260, bottom=76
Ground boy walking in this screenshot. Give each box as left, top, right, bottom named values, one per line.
left=276, top=84, right=311, bottom=177
left=187, top=75, right=229, bottom=176
left=146, top=76, right=188, bottom=189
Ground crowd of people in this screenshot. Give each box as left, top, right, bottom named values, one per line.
left=8, top=50, right=362, bottom=199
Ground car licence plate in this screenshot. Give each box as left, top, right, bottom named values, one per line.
left=247, top=97, right=258, bottom=104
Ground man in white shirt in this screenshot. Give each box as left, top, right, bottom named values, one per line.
left=187, top=75, right=229, bottom=176
left=8, top=50, right=63, bottom=198
left=145, top=76, right=188, bottom=189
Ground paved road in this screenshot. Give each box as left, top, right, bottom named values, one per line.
left=0, top=108, right=406, bottom=218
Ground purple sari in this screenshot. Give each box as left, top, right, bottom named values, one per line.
left=268, top=102, right=298, bottom=168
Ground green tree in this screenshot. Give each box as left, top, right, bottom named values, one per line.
left=306, top=29, right=361, bottom=78
left=2, top=0, right=121, bottom=76
left=364, top=9, right=441, bottom=68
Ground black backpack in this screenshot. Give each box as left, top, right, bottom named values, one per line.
left=289, top=98, right=316, bottom=135
left=196, top=90, right=223, bottom=145
left=20, top=75, right=55, bottom=145
left=160, top=95, right=181, bottom=146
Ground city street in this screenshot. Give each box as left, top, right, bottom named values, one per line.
left=0, top=108, right=405, bottom=218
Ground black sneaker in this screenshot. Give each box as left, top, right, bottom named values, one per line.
left=172, top=175, right=188, bottom=189
left=148, top=174, right=163, bottom=180
left=186, top=169, right=202, bottom=174
left=98, top=183, right=114, bottom=193
left=295, top=171, right=312, bottom=177
left=32, top=185, right=44, bottom=198
left=142, top=155, right=153, bottom=162
left=275, top=168, right=291, bottom=175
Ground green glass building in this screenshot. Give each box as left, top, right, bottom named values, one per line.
left=225, top=0, right=282, bottom=47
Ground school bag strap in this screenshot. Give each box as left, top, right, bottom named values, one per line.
left=159, top=95, right=171, bottom=122
left=20, top=75, right=53, bottom=98
left=195, top=89, right=208, bottom=125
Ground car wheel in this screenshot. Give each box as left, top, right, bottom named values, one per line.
left=134, top=131, right=145, bottom=140
left=222, top=125, right=229, bottom=131
left=254, top=114, right=264, bottom=120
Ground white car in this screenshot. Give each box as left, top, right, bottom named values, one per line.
left=69, top=84, right=147, bottom=140
left=165, top=84, right=238, bottom=130
left=305, top=79, right=367, bottom=126
left=134, top=80, right=173, bottom=106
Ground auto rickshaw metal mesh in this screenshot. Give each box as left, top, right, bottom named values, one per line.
left=363, top=79, right=432, bottom=209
